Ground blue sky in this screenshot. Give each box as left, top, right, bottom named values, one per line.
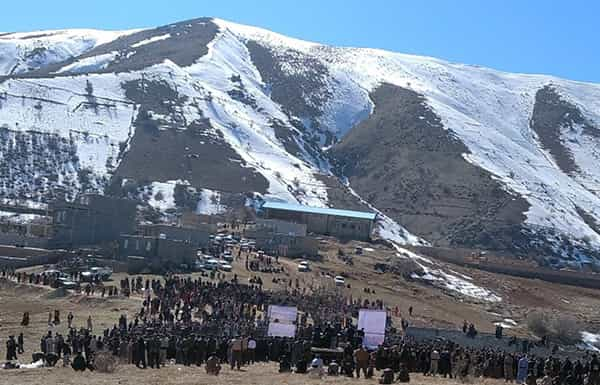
left=3, top=0, right=598, bottom=83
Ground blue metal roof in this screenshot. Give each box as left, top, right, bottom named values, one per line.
left=262, top=201, right=377, bottom=221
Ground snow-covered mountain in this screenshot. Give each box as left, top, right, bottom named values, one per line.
left=1, top=17, right=600, bottom=268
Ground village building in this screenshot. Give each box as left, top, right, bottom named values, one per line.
left=50, top=194, right=137, bottom=248
left=118, top=234, right=195, bottom=267
left=260, top=202, right=376, bottom=241
left=255, top=218, right=307, bottom=236
left=138, top=223, right=215, bottom=249
left=244, top=226, right=319, bottom=258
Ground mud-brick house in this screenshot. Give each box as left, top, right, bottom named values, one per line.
left=50, top=194, right=136, bottom=248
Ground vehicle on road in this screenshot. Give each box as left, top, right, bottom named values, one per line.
left=80, top=266, right=112, bottom=282
left=217, top=260, right=233, bottom=272
left=57, top=277, right=78, bottom=289
left=298, top=261, right=310, bottom=272
left=334, top=276, right=345, bottom=287
left=204, top=259, right=220, bottom=271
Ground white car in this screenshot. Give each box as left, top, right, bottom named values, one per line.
left=218, top=261, right=233, bottom=272
left=89, top=267, right=113, bottom=281
left=334, top=276, right=346, bottom=286
left=298, top=261, right=310, bottom=272
left=42, top=269, right=62, bottom=276
left=57, top=277, right=78, bottom=289
left=205, top=259, right=220, bottom=271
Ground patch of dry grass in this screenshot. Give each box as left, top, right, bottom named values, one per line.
left=0, top=362, right=507, bottom=385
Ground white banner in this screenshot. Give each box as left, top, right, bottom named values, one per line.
left=358, top=309, right=386, bottom=348
left=267, top=323, right=296, bottom=338
left=267, top=305, right=297, bottom=337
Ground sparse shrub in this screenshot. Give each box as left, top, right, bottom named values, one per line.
left=552, top=316, right=580, bottom=345
left=526, top=311, right=550, bottom=337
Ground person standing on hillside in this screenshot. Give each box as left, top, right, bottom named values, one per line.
left=21, top=312, right=29, bottom=326
left=67, top=312, right=74, bottom=328
left=6, top=335, right=17, bottom=361
left=17, top=333, right=24, bottom=354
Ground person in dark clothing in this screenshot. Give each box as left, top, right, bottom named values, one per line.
left=439, top=349, right=451, bottom=378
left=589, top=354, right=600, bottom=385
left=279, top=353, right=291, bottom=372
left=397, top=363, right=410, bottom=383
left=295, top=358, right=307, bottom=373
left=379, top=368, right=395, bottom=384
left=6, top=336, right=17, bottom=361
left=135, top=337, right=147, bottom=369
left=148, top=337, right=160, bottom=369
left=71, top=352, right=86, bottom=371
left=21, top=312, right=29, bottom=327
left=17, top=333, right=24, bottom=354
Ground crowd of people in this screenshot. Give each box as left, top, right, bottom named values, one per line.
left=2, top=266, right=600, bottom=384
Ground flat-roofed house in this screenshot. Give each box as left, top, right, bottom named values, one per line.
left=260, top=202, right=376, bottom=241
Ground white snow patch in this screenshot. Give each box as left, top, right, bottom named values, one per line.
left=581, top=332, right=600, bottom=352
left=131, top=34, right=171, bottom=48
left=415, top=267, right=502, bottom=303
left=56, top=51, right=119, bottom=74
left=393, top=245, right=501, bottom=303
left=146, top=181, right=179, bottom=211
left=0, top=211, right=44, bottom=224
left=494, top=322, right=516, bottom=329
left=196, top=188, right=226, bottom=215
left=494, top=318, right=518, bottom=329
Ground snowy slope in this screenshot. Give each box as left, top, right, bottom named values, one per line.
left=0, top=29, right=138, bottom=76
left=0, top=17, right=599, bottom=267
left=216, top=19, right=600, bottom=260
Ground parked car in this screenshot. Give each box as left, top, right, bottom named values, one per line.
left=298, top=261, right=310, bottom=272
left=89, top=266, right=112, bottom=280
left=334, top=276, right=346, bottom=286
left=42, top=269, right=62, bottom=276
left=204, top=259, right=220, bottom=271
left=80, top=266, right=112, bottom=282
left=217, top=260, right=233, bottom=272
left=193, top=261, right=206, bottom=272
left=57, top=277, right=78, bottom=289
